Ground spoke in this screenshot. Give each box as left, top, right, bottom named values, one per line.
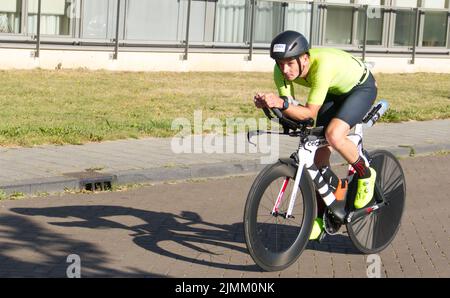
left=269, top=179, right=279, bottom=206
left=284, top=217, right=301, bottom=227
left=275, top=216, right=278, bottom=252
left=382, top=159, right=397, bottom=181
left=380, top=155, right=392, bottom=191
left=387, top=184, right=405, bottom=206
left=373, top=212, right=380, bottom=247
left=259, top=202, right=274, bottom=214
left=257, top=216, right=276, bottom=225
left=364, top=214, right=375, bottom=248
left=352, top=216, right=368, bottom=235
left=383, top=173, right=403, bottom=197
left=262, top=191, right=276, bottom=208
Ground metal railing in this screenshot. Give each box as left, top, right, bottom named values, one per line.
left=1, top=0, right=448, bottom=63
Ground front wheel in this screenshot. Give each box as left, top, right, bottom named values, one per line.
left=346, top=150, right=406, bottom=254
left=243, top=160, right=316, bottom=271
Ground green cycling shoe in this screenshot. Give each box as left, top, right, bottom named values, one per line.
left=309, top=217, right=325, bottom=241
left=354, top=167, right=377, bottom=209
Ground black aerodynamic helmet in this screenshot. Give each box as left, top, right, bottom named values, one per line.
left=270, top=30, right=310, bottom=60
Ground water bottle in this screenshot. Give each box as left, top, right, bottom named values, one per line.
left=364, top=100, right=389, bottom=127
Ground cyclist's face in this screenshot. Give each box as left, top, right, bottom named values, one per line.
left=277, top=58, right=300, bottom=81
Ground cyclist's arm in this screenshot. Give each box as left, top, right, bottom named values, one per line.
left=283, top=66, right=333, bottom=121
left=282, top=102, right=321, bottom=121
left=282, top=82, right=328, bottom=120
left=271, top=64, right=324, bottom=120
left=282, top=82, right=328, bottom=121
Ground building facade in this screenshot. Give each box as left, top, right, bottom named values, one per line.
left=0, top=0, right=449, bottom=72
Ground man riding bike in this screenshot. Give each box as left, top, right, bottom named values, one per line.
left=253, top=30, right=378, bottom=241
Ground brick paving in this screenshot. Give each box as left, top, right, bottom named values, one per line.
left=0, top=154, right=448, bottom=277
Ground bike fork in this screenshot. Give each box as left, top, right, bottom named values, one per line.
left=270, top=153, right=306, bottom=219
left=271, top=177, right=290, bottom=216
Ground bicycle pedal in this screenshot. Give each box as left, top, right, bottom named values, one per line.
left=323, top=208, right=342, bottom=235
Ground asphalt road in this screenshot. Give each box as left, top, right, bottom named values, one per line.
left=0, top=154, right=449, bottom=278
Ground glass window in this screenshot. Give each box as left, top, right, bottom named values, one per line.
left=325, top=6, right=353, bottom=45
left=28, top=0, right=75, bottom=36
left=0, top=0, right=22, bottom=33
left=394, top=0, right=418, bottom=7
left=421, top=0, right=446, bottom=8
left=81, top=0, right=114, bottom=39
left=357, top=6, right=384, bottom=45
left=327, top=0, right=352, bottom=3
left=214, top=0, right=248, bottom=43
left=357, top=0, right=381, bottom=4
left=125, top=0, right=181, bottom=41
left=254, top=0, right=283, bottom=43
left=422, top=11, right=448, bottom=47
left=393, top=9, right=415, bottom=46
left=285, top=2, right=311, bottom=38
left=187, top=0, right=208, bottom=42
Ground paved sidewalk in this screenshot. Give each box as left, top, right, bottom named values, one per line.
left=1, top=119, right=449, bottom=195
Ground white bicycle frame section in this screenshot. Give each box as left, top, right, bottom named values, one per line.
left=272, top=123, right=369, bottom=218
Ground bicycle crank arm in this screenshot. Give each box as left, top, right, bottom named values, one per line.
left=346, top=201, right=388, bottom=223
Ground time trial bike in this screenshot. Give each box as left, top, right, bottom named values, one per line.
left=244, top=100, right=406, bottom=271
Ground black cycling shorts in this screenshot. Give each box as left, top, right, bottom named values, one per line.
left=316, top=72, right=377, bottom=128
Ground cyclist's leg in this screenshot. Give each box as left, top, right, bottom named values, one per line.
left=326, top=73, right=378, bottom=208
left=335, top=73, right=378, bottom=129
left=314, top=96, right=338, bottom=216
left=309, top=96, right=339, bottom=240
left=315, top=94, right=340, bottom=169
left=325, top=119, right=356, bottom=163
left=314, top=147, right=331, bottom=219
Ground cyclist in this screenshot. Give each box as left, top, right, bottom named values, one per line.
left=253, top=30, right=377, bottom=240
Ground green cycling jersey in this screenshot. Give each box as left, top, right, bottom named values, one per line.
left=274, top=48, right=369, bottom=105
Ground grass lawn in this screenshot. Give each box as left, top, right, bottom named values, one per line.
left=0, top=70, right=449, bottom=147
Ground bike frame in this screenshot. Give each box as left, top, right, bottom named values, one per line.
left=272, top=123, right=369, bottom=219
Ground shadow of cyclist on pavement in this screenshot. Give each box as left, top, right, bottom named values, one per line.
left=11, top=205, right=262, bottom=272
left=0, top=211, right=165, bottom=277
left=11, top=205, right=360, bottom=274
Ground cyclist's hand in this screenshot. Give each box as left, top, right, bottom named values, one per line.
left=255, top=93, right=283, bottom=109
left=253, top=93, right=266, bottom=109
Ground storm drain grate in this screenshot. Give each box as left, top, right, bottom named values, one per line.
left=63, top=171, right=116, bottom=192
left=83, top=180, right=112, bottom=191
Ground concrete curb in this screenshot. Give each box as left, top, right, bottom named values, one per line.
left=0, top=176, right=79, bottom=195
left=1, top=142, right=449, bottom=196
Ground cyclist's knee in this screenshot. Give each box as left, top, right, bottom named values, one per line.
left=325, top=130, right=344, bottom=148
left=325, top=121, right=349, bottom=149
